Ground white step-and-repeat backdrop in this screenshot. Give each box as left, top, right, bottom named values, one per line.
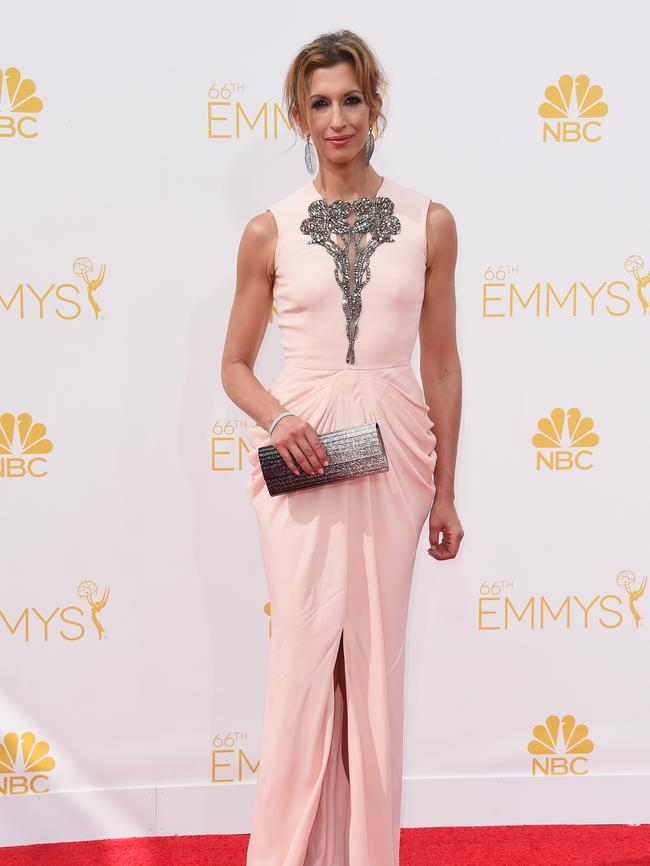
left=2, top=0, right=649, bottom=848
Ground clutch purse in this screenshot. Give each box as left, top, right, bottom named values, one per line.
left=258, top=421, right=389, bottom=497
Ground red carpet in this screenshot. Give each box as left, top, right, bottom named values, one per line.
left=3, top=826, right=650, bottom=866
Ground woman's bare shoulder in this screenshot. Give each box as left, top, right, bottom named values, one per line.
left=237, top=210, right=278, bottom=281
left=425, top=199, right=456, bottom=225
left=425, top=201, right=458, bottom=270
left=242, top=209, right=277, bottom=243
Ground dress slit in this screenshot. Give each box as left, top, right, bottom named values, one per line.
left=336, top=632, right=351, bottom=786
left=303, top=627, right=352, bottom=866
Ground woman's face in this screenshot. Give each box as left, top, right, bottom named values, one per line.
left=302, top=62, right=377, bottom=165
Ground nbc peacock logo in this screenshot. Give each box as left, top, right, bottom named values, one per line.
left=538, top=74, right=608, bottom=143
left=0, top=67, right=43, bottom=139
left=532, top=407, right=599, bottom=471
left=0, top=412, right=54, bottom=478
left=528, top=714, right=594, bottom=776
left=0, top=731, right=56, bottom=795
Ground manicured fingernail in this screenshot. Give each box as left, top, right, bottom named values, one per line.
left=318, top=468, right=324, bottom=475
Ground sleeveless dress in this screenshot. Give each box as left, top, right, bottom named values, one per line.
left=245, top=175, right=438, bottom=866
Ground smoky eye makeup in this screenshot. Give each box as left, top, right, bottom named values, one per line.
left=310, top=94, right=364, bottom=108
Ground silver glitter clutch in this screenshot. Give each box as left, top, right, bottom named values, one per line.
left=258, top=421, right=389, bottom=497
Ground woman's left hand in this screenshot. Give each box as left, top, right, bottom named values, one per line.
left=427, top=499, right=463, bottom=560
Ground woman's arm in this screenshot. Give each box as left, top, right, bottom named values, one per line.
left=220, top=211, right=329, bottom=475
left=419, top=201, right=464, bottom=560
left=220, top=210, right=287, bottom=431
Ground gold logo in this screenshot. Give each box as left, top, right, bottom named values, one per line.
left=0, top=412, right=53, bottom=478
left=78, top=580, right=111, bottom=639
left=0, top=256, right=108, bottom=320
left=1, top=581, right=112, bottom=641
left=0, top=68, right=43, bottom=138
left=528, top=714, right=594, bottom=776
left=538, top=74, right=608, bottom=142
left=0, top=731, right=56, bottom=794
left=211, top=419, right=258, bottom=471
left=479, top=572, right=646, bottom=631
left=207, top=83, right=291, bottom=140
left=211, top=732, right=258, bottom=783
left=73, top=257, right=107, bottom=319
left=532, top=407, right=599, bottom=470
left=483, top=258, right=650, bottom=318
left=625, top=254, right=650, bottom=315
left=617, top=570, right=647, bottom=628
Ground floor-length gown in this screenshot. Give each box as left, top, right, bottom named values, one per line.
left=245, top=175, right=438, bottom=866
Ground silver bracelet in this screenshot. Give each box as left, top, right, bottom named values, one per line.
left=268, top=410, right=295, bottom=436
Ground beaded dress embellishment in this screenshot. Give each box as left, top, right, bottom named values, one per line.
left=300, top=192, right=401, bottom=364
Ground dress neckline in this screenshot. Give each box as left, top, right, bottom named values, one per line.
left=310, top=176, right=386, bottom=207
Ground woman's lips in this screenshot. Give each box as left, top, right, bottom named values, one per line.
left=328, top=135, right=353, bottom=145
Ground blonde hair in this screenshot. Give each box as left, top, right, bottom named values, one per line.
left=282, top=29, right=388, bottom=144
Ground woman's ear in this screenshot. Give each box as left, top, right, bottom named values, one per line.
left=291, top=107, right=307, bottom=138
left=370, top=94, right=384, bottom=129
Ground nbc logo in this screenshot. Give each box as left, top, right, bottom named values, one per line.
left=528, top=714, right=594, bottom=776
left=0, top=67, right=43, bottom=138
left=0, top=412, right=54, bottom=478
left=538, top=74, right=608, bottom=143
left=0, top=732, right=56, bottom=795
left=532, top=407, right=599, bottom=471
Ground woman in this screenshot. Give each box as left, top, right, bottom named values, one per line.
left=221, top=29, right=464, bottom=866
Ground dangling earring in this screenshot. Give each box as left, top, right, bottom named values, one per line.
left=304, top=133, right=317, bottom=175
left=366, top=127, right=375, bottom=164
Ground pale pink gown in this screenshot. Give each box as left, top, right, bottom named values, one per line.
left=246, top=176, right=437, bottom=866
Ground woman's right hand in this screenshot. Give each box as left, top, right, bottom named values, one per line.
left=271, top=414, right=330, bottom=476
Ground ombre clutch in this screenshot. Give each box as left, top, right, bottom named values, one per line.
left=258, top=421, right=389, bottom=497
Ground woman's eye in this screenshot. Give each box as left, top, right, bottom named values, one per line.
left=312, top=96, right=361, bottom=108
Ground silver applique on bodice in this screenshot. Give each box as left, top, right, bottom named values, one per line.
left=300, top=195, right=401, bottom=364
